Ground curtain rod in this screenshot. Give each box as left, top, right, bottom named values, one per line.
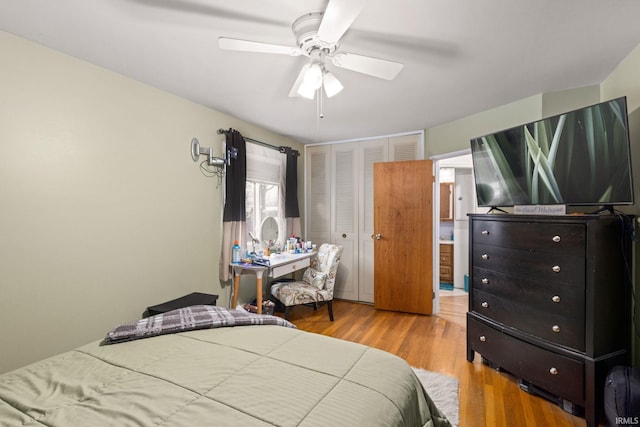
left=217, top=129, right=299, bottom=156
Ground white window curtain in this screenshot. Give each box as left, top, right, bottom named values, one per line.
left=246, top=142, right=286, bottom=247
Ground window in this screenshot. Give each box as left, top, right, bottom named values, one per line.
left=245, top=143, right=285, bottom=250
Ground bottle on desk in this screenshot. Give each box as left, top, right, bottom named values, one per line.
left=232, top=240, right=241, bottom=263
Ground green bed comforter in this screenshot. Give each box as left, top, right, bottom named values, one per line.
left=0, top=321, right=451, bottom=426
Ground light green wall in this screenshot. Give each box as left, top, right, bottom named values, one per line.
left=425, top=95, right=542, bottom=158
left=426, top=84, right=604, bottom=159
left=541, top=85, right=600, bottom=117
left=0, top=30, right=302, bottom=374
left=602, top=42, right=640, bottom=112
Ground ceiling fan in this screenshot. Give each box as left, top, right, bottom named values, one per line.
left=218, top=0, right=404, bottom=100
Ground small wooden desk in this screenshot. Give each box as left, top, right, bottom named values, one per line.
left=230, top=252, right=313, bottom=314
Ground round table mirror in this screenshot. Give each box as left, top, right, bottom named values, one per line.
left=260, top=216, right=279, bottom=246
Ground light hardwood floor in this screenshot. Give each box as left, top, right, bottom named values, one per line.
left=283, top=296, right=591, bottom=427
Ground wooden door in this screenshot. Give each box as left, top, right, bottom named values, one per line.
left=373, top=160, right=434, bottom=315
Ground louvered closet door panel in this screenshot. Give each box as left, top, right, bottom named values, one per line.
left=331, top=142, right=358, bottom=301
left=359, top=139, right=388, bottom=303
left=389, top=133, right=423, bottom=161
left=305, top=145, right=331, bottom=245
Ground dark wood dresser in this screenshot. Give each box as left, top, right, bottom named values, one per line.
left=466, top=213, right=632, bottom=427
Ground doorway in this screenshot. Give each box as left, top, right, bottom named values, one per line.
left=432, top=150, right=477, bottom=316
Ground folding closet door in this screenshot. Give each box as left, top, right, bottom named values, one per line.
left=304, top=145, right=331, bottom=246
left=358, top=138, right=388, bottom=303
left=330, top=142, right=358, bottom=301
left=304, top=143, right=358, bottom=301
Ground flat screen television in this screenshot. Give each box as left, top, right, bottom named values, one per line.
left=470, top=96, right=634, bottom=210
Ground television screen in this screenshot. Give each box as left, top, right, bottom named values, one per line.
left=470, top=97, right=634, bottom=208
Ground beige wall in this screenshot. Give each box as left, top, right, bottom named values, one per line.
left=0, top=30, right=302, bottom=374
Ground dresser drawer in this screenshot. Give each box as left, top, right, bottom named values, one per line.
left=439, top=244, right=453, bottom=264
left=471, top=266, right=584, bottom=315
left=270, top=257, right=310, bottom=279
left=440, top=252, right=452, bottom=265
left=440, top=265, right=453, bottom=276
left=440, top=265, right=453, bottom=282
left=472, top=243, right=585, bottom=285
left=468, top=315, right=584, bottom=404
left=440, top=244, right=453, bottom=255
left=472, top=289, right=584, bottom=351
left=472, top=220, right=585, bottom=256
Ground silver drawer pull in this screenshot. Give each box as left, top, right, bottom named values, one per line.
left=552, top=265, right=561, bottom=273
left=481, top=230, right=490, bottom=235
left=480, top=336, right=486, bottom=342
left=481, top=302, right=489, bottom=308
left=549, top=367, right=559, bottom=375
left=481, top=254, right=489, bottom=260
left=552, top=235, right=561, bottom=243
left=552, top=325, right=560, bottom=333
left=552, top=295, right=561, bottom=303
left=481, top=278, right=489, bottom=285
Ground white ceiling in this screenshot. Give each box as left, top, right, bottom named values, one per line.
left=2, top=0, right=640, bottom=144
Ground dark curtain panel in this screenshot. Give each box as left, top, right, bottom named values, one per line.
left=283, top=147, right=301, bottom=239
left=223, top=129, right=247, bottom=221
left=284, top=147, right=300, bottom=218
left=219, top=129, right=247, bottom=282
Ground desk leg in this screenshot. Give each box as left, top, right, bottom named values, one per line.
left=256, top=271, right=263, bottom=314
left=232, top=271, right=240, bottom=309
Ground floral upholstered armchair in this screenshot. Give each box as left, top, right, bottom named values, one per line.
left=270, top=243, right=343, bottom=321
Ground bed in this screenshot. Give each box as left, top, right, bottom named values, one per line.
left=0, top=305, right=452, bottom=426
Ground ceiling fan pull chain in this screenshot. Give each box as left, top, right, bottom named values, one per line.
left=316, top=90, right=321, bottom=133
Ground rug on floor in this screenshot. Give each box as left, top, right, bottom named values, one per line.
left=412, top=367, right=459, bottom=427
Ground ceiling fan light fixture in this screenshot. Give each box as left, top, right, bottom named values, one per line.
left=302, top=62, right=323, bottom=90
left=296, top=82, right=317, bottom=99
left=220, top=1, right=406, bottom=102
left=322, top=70, right=343, bottom=98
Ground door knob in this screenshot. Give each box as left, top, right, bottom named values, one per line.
left=371, top=233, right=382, bottom=240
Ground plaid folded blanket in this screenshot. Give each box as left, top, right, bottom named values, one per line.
left=102, top=305, right=295, bottom=345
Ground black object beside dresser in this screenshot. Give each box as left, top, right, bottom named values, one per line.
left=466, top=213, right=632, bottom=427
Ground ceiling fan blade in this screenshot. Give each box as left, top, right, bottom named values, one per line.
left=317, top=0, right=366, bottom=45
left=218, top=37, right=301, bottom=56
left=289, top=63, right=315, bottom=99
left=331, top=52, right=404, bottom=80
